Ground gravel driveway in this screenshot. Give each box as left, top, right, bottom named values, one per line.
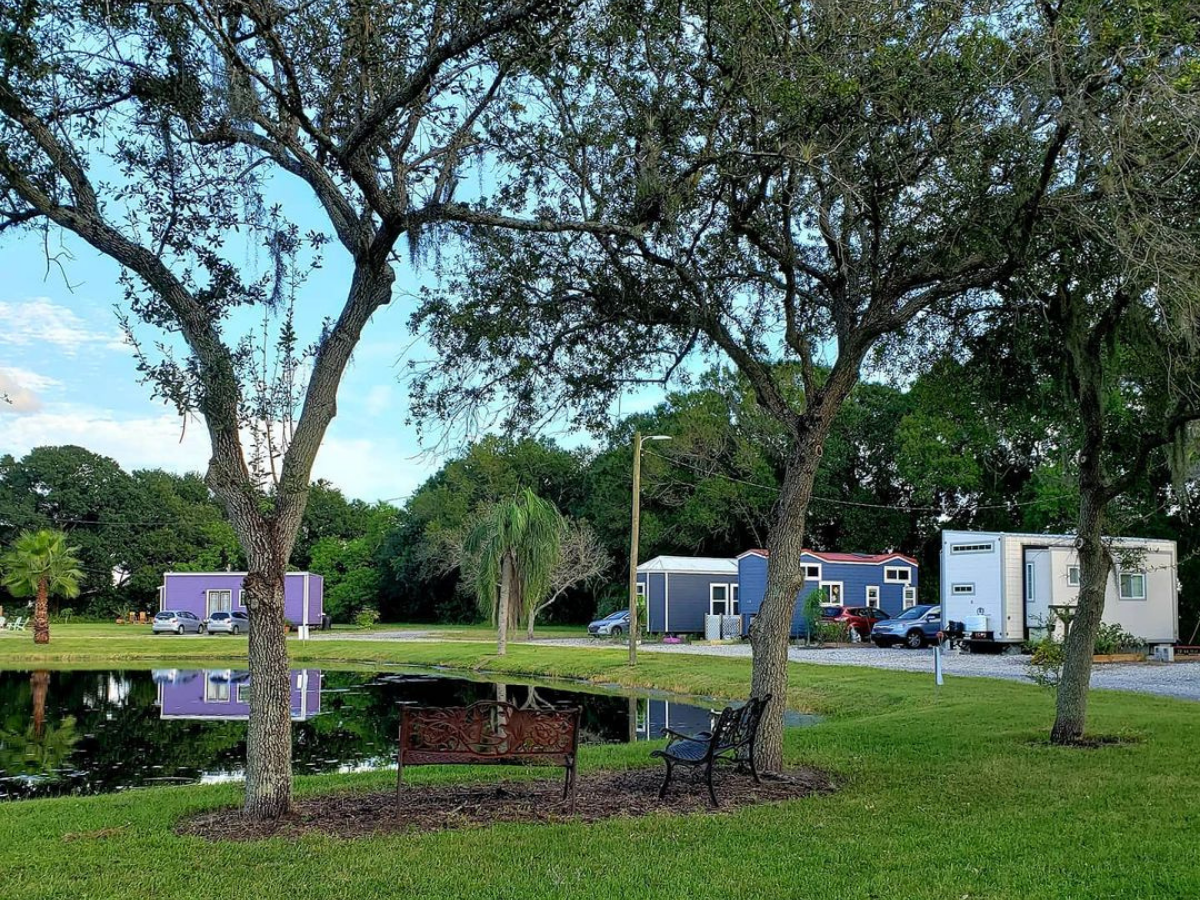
left=536, top=638, right=1200, bottom=701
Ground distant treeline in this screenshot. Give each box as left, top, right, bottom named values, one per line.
left=3, top=367, right=1197, bottom=632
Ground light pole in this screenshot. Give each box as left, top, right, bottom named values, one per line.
left=628, top=432, right=671, bottom=665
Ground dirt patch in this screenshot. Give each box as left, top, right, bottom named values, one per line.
left=178, top=767, right=833, bottom=841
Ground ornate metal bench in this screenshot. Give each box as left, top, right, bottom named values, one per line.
left=650, top=694, right=771, bottom=807
left=396, top=700, right=581, bottom=807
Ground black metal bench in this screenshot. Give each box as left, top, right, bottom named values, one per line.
left=650, top=694, right=771, bottom=807
left=396, top=700, right=581, bottom=808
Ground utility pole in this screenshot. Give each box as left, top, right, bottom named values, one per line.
left=628, top=432, right=671, bottom=666
left=628, top=431, right=643, bottom=666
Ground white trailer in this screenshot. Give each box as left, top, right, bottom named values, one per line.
left=940, top=530, right=1179, bottom=651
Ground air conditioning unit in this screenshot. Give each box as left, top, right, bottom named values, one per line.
left=1152, top=645, right=1175, bottom=663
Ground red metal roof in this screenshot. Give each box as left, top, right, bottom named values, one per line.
left=736, top=548, right=918, bottom=566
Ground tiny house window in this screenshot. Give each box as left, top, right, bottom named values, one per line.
left=1025, top=563, right=1035, bottom=602
left=865, top=586, right=880, bottom=609
left=206, top=589, right=232, bottom=616
left=205, top=680, right=231, bottom=703
left=950, top=542, right=994, bottom=554
left=710, top=584, right=730, bottom=616
left=731, top=584, right=740, bottom=615
left=803, top=564, right=821, bottom=580
left=635, top=582, right=646, bottom=599
left=884, top=566, right=910, bottom=583
left=1067, top=566, right=1080, bottom=587
left=951, top=583, right=975, bottom=596
left=903, top=587, right=917, bottom=609
left=1119, top=572, right=1146, bottom=600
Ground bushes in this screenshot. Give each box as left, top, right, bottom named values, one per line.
left=810, top=619, right=851, bottom=645
left=1094, top=623, right=1144, bottom=655
left=354, top=607, right=381, bottom=629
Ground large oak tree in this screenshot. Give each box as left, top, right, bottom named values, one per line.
left=0, top=0, right=568, bottom=819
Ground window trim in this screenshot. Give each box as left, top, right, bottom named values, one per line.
left=951, top=583, right=975, bottom=596
left=1118, top=571, right=1147, bottom=601
left=802, top=563, right=822, bottom=581
left=884, top=566, right=911, bottom=584
left=205, top=589, right=232, bottom=616
left=635, top=581, right=646, bottom=598
left=731, top=583, right=740, bottom=616
left=709, top=583, right=731, bottom=616
left=1066, top=566, right=1080, bottom=587
left=903, top=586, right=917, bottom=609
left=865, top=585, right=880, bottom=609
left=205, top=680, right=231, bottom=704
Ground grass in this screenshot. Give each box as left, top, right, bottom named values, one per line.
left=1, top=631, right=1198, bottom=898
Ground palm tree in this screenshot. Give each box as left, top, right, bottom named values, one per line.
left=1, top=530, right=83, bottom=645
left=464, top=490, right=563, bottom=655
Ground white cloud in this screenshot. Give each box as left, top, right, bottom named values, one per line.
left=363, top=384, right=394, bottom=416
left=0, top=297, right=123, bottom=355
left=0, top=367, right=62, bottom=414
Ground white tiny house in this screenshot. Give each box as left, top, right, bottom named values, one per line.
left=940, top=530, right=1179, bottom=650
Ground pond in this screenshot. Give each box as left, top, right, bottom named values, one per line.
left=0, top=668, right=818, bottom=800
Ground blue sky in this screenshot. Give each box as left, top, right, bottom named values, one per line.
left=0, top=184, right=665, bottom=502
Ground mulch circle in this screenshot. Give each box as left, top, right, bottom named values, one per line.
left=178, top=767, right=834, bottom=841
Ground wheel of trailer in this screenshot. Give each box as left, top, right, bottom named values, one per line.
left=906, top=630, right=925, bottom=649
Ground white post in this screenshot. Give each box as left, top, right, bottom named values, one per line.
left=934, top=643, right=944, bottom=686
left=299, top=574, right=311, bottom=641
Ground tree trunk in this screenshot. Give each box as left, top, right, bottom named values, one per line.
left=497, top=553, right=512, bottom=655
left=242, top=566, right=293, bottom=819
left=749, top=435, right=825, bottom=774
left=31, top=670, right=49, bottom=740
left=1051, top=498, right=1110, bottom=744
left=32, top=577, right=49, bottom=645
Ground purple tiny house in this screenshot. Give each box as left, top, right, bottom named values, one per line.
left=158, top=572, right=324, bottom=626
left=156, top=668, right=322, bottom=721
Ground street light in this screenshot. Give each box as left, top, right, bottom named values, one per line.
left=628, top=432, right=671, bottom=665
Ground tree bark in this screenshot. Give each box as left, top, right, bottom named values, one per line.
left=749, top=433, right=826, bottom=774
left=33, top=577, right=49, bottom=645
left=242, top=564, right=293, bottom=819
left=497, top=553, right=512, bottom=655
left=1051, top=491, right=1110, bottom=744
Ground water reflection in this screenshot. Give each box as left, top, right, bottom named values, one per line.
left=0, top=668, right=816, bottom=801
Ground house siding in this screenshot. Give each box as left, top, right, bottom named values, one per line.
left=160, top=572, right=325, bottom=625
left=739, top=552, right=919, bottom=637
left=637, top=564, right=738, bottom=634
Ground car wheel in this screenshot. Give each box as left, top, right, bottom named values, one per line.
left=198, top=624, right=206, bottom=634
left=176, top=625, right=185, bottom=635
left=231, top=625, right=240, bottom=635
left=906, top=630, right=925, bottom=649
left=610, top=626, right=623, bottom=636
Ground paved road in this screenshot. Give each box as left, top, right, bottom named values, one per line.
left=536, top=638, right=1200, bottom=701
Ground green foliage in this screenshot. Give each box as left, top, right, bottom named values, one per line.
left=1094, top=624, right=1145, bottom=656
left=464, top=489, right=565, bottom=627
left=809, top=619, right=851, bottom=646
left=1, top=529, right=83, bottom=603
left=801, top=588, right=828, bottom=642
left=353, top=607, right=381, bottom=629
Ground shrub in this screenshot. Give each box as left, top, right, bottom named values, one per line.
left=1027, top=635, right=1064, bottom=689
left=354, top=606, right=381, bottom=628
left=810, top=619, right=850, bottom=646
left=1094, top=623, right=1144, bottom=655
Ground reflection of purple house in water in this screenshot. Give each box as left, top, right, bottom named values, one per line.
left=158, top=572, right=324, bottom=626
left=634, top=698, right=716, bottom=741
left=156, top=669, right=322, bottom=721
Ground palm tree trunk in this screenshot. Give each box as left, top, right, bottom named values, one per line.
left=31, top=670, right=49, bottom=739
left=497, top=553, right=512, bottom=655
left=33, top=576, right=50, bottom=645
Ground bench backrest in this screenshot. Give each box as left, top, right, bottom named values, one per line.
left=399, top=701, right=581, bottom=766
left=712, top=694, right=771, bottom=754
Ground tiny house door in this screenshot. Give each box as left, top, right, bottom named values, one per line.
left=1023, top=548, right=1052, bottom=632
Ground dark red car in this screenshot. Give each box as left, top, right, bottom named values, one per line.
left=821, top=605, right=891, bottom=639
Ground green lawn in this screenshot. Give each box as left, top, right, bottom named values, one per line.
left=0, top=632, right=1197, bottom=899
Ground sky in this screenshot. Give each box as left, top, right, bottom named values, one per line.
left=0, top=190, right=666, bottom=504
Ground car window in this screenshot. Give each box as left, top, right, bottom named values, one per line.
left=872, top=609, right=890, bottom=619
left=896, top=605, right=931, bottom=621
left=156, top=612, right=172, bottom=620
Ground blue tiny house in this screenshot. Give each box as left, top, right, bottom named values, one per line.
left=636, top=556, right=739, bottom=634
left=737, top=549, right=919, bottom=636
